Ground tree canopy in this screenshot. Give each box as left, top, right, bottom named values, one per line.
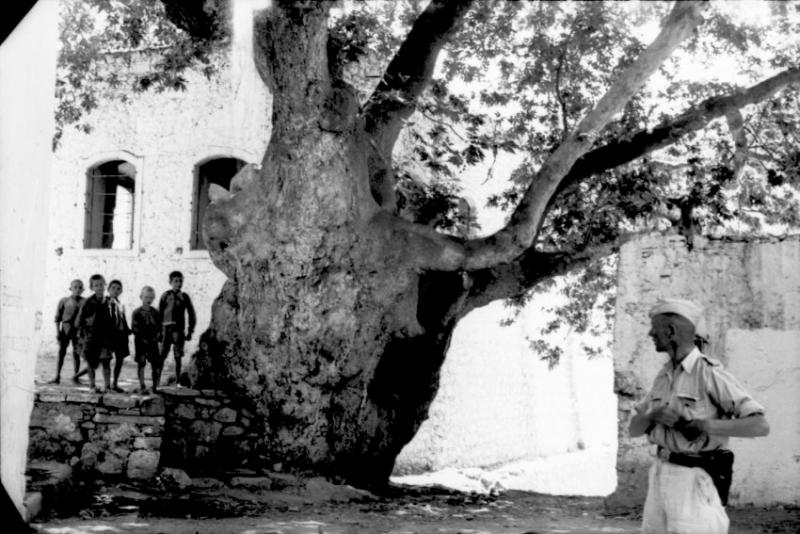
left=57, top=0, right=800, bottom=362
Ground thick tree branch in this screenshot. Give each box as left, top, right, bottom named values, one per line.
left=255, top=1, right=332, bottom=140
left=463, top=240, right=623, bottom=314
left=462, top=1, right=706, bottom=271
left=362, top=0, right=474, bottom=209
left=554, top=32, right=574, bottom=141
left=372, top=211, right=466, bottom=271
left=454, top=68, right=800, bottom=302
left=551, top=67, right=800, bottom=202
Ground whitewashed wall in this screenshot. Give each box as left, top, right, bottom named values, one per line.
left=41, top=52, right=271, bottom=357
left=609, top=233, right=800, bottom=509
left=0, top=1, right=59, bottom=516
left=395, top=289, right=618, bottom=496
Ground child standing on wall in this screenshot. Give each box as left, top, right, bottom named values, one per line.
left=74, top=274, right=113, bottom=393
left=131, top=286, right=161, bottom=393
left=158, top=271, right=196, bottom=388
left=50, top=279, right=85, bottom=385
left=107, top=279, right=131, bottom=393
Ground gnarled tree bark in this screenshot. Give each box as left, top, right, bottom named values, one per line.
left=166, top=0, right=795, bottom=487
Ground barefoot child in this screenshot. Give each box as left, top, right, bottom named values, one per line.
left=75, top=274, right=113, bottom=393
left=158, top=271, right=196, bottom=388
left=131, top=286, right=161, bottom=393
left=51, top=279, right=85, bottom=385
left=107, top=279, right=131, bottom=392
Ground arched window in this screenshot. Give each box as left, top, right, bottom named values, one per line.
left=84, top=160, right=136, bottom=249
left=191, top=157, right=246, bottom=250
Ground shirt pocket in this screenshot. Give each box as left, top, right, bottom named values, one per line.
left=675, top=385, right=715, bottom=421
left=674, top=393, right=699, bottom=420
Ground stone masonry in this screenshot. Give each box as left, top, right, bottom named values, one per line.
left=28, top=386, right=259, bottom=482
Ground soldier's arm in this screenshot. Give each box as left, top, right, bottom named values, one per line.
left=700, top=415, right=770, bottom=437
left=683, top=363, right=770, bottom=438
left=630, top=411, right=653, bottom=437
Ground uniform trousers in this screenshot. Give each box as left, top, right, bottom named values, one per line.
left=642, top=458, right=729, bottom=534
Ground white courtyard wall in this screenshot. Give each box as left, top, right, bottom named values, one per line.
left=0, top=1, right=59, bottom=516
left=396, top=290, right=618, bottom=496
left=609, top=232, right=800, bottom=508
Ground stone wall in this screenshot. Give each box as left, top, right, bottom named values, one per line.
left=28, top=387, right=258, bottom=482
left=608, top=232, right=800, bottom=509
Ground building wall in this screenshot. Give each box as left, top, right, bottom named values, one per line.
left=609, top=233, right=800, bottom=509
left=41, top=54, right=271, bottom=357
left=396, top=290, right=618, bottom=496
left=0, top=1, right=59, bottom=516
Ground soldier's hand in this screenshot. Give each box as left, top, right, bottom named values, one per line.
left=675, top=418, right=708, bottom=440
left=648, top=406, right=681, bottom=427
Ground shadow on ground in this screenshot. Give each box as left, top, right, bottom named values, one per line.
left=30, top=482, right=800, bottom=534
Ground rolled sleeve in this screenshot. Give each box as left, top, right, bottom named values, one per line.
left=706, top=366, right=765, bottom=418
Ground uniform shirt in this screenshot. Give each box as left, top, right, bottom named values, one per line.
left=131, top=306, right=161, bottom=343
left=637, top=347, right=765, bottom=454
left=158, top=290, right=196, bottom=332
left=55, top=295, right=84, bottom=326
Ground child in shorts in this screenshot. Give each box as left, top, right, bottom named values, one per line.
left=51, top=279, right=84, bottom=385
left=131, top=286, right=161, bottom=393
left=74, top=274, right=113, bottom=393
left=158, top=271, right=196, bottom=388
left=107, top=279, right=131, bottom=393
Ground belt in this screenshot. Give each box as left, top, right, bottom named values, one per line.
left=655, top=446, right=734, bottom=505
left=656, top=445, right=728, bottom=467
left=655, top=446, right=723, bottom=467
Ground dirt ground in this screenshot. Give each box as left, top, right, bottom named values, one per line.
left=29, top=485, right=800, bottom=534
left=36, top=345, right=175, bottom=390
left=31, top=352, right=799, bottom=533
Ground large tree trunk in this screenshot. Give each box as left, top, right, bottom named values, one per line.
left=196, top=142, right=468, bottom=485
left=179, top=0, right=708, bottom=488
left=188, top=2, right=472, bottom=487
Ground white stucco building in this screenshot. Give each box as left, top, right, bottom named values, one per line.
left=42, top=44, right=270, bottom=357
left=1, top=1, right=59, bottom=518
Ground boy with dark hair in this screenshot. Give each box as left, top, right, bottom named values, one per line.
left=131, top=286, right=161, bottom=393
left=51, top=279, right=85, bottom=385
left=107, top=279, right=131, bottom=393
left=159, top=271, right=196, bottom=388
left=74, top=274, right=113, bottom=393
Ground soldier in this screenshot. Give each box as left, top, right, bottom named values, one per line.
left=630, top=298, right=770, bottom=533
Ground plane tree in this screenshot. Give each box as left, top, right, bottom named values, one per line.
left=57, top=0, right=800, bottom=486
